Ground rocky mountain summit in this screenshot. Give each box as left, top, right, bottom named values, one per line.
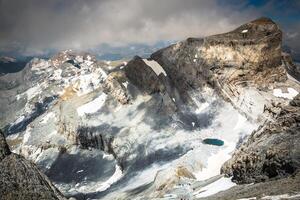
left=1, top=17, right=300, bottom=200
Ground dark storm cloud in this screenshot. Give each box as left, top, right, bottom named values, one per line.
left=0, top=0, right=299, bottom=55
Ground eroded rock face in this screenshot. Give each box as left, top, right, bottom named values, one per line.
left=152, top=17, right=283, bottom=83
left=0, top=130, right=65, bottom=200
left=221, top=94, right=300, bottom=183
left=201, top=17, right=282, bottom=68
left=103, top=71, right=130, bottom=104
left=124, top=56, right=165, bottom=94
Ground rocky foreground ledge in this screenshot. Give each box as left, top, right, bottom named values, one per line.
left=0, top=130, right=66, bottom=200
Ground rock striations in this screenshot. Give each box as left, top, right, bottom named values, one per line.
left=151, top=18, right=289, bottom=120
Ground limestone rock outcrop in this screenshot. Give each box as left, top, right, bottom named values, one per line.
left=148, top=17, right=289, bottom=120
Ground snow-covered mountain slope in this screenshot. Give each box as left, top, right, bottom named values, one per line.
left=1, top=17, right=300, bottom=200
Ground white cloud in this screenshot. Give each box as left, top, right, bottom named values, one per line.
left=0, top=0, right=261, bottom=53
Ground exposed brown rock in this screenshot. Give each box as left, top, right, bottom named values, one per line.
left=151, top=17, right=285, bottom=92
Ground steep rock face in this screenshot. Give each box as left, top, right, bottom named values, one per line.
left=201, top=17, right=282, bottom=68
left=221, top=94, right=300, bottom=183
left=0, top=130, right=65, bottom=200
left=124, top=56, right=165, bottom=94
left=152, top=17, right=283, bottom=90
left=76, top=125, right=115, bottom=153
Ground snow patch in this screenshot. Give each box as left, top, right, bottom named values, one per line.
left=241, top=29, right=248, bottom=33
left=122, top=81, right=129, bottom=88
left=52, top=69, right=62, bottom=80
left=25, top=85, right=41, bottom=100
left=76, top=164, right=123, bottom=193
left=23, top=127, right=32, bottom=144
left=273, top=88, right=298, bottom=99
left=234, top=114, right=247, bottom=130
left=195, top=102, right=209, bottom=114
left=77, top=93, right=107, bottom=116
left=195, top=177, right=236, bottom=198
left=84, top=60, right=93, bottom=66
left=14, top=116, right=25, bottom=124
left=142, top=59, right=167, bottom=76
left=195, top=141, right=235, bottom=180
left=34, top=147, right=60, bottom=169
left=40, top=112, right=55, bottom=124
left=96, top=164, right=123, bottom=191
left=76, top=68, right=107, bottom=96
left=103, top=152, right=114, bottom=160
left=75, top=56, right=83, bottom=63
left=261, top=193, right=300, bottom=199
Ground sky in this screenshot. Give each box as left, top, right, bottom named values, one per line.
left=0, top=0, right=299, bottom=57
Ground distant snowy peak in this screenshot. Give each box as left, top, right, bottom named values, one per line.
left=49, top=50, right=97, bottom=68
left=29, top=51, right=108, bottom=98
